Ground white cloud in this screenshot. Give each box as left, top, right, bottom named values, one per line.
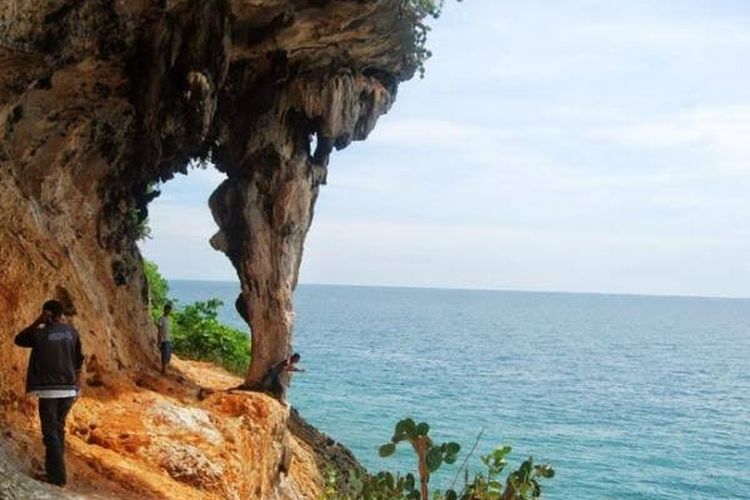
left=366, top=117, right=561, bottom=168
left=300, top=218, right=750, bottom=297
left=573, top=20, right=750, bottom=51
left=139, top=176, right=234, bottom=280
left=369, top=118, right=495, bottom=148
left=471, top=2, right=750, bottom=88
left=589, top=106, right=750, bottom=171
left=144, top=204, right=216, bottom=241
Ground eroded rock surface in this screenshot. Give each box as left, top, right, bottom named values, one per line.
left=2, top=358, right=327, bottom=498
left=1, top=1, right=421, bottom=497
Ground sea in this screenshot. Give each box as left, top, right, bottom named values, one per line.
left=169, top=281, right=750, bottom=499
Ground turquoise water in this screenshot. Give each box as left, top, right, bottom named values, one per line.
left=169, top=281, right=750, bottom=499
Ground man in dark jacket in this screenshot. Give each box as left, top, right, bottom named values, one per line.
left=15, top=299, right=84, bottom=487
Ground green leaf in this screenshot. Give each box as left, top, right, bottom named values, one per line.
left=426, top=447, right=443, bottom=472
left=416, top=422, right=430, bottom=436
left=535, top=464, right=555, bottom=478
left=396, top=418, right=417, bottom=438
left=379, top=443, right=396, bottom=457
left=531, top=479, right=541, bottom=497
left=404, top=473, right=415, bottom=491
left=385, top=472, right=395, bottom=489
left=519, top=458, right=533, bottom=481
left=496, top=445, right=512, bottom=458
left=445, top=442, right=460, bottom=455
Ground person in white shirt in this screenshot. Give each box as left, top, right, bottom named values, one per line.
left=157, top=303, right=172, bottom=374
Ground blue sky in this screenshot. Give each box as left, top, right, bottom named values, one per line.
left=140, top=0, right=750, bottom=298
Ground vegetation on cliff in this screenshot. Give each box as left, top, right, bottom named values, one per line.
left=144, top=260, right=170, bottom=321
left=144, top=260, right=250, bottom=375
left=323, top=418, right=554, bottom=500
left=403, top=0, right=461, bottom=76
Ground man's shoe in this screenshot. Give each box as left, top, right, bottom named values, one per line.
left=31, top=471, right=65, bottom=487
left=30, top=471, right=48, bottom=482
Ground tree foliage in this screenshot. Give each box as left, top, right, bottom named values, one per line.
left=402, top=0, right=459, bottom=77
left=144, top=260, right=170, bottom=321
left=172, top=299, right=250, bottom=376
left=143, top=259, right=250, bottom=375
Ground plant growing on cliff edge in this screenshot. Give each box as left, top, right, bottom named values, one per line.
left=321, top=418, right=554, bottom=500
left=143, top=260, right=250, bottom=375
left=144, top=259, right=170, bottom=321
left=456, top=446, right=555, bottom=500
left=133, top=183, right=160, bottom=241
left=172, top=299, right=250, bottom=376
left=379, top=418, right=461, bottom=499
left=401, top=0, right=461, bottom=77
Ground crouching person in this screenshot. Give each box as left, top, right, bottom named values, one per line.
left=15, top=299, right=84, bottom=487
left=261, top=353, right=304, bottom=405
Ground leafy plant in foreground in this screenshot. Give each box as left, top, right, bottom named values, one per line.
left=321, top=419, right=554, bottom=500
left=456, top=446, right=554, bottom=500
left=379, top=418, right=461, bottom=499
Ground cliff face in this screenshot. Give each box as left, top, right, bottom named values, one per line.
left=0, top=1, right=420, bottom=497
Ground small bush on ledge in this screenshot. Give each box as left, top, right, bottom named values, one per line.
left=144, top=260, right=250, bottom=375
left=172, top=299, right=250, bottom=376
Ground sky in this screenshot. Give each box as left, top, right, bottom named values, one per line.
left=140, top=0, right=750, bottom=298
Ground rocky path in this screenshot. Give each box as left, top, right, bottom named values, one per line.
left=0, top=358, right=323, bottom=499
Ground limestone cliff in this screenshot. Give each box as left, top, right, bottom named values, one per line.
left=0, top=1, right=423, bottom=498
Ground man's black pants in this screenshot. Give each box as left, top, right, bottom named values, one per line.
left=261, top=372, right=285, bottom=399
left=38, top=397, right=75, bottom=485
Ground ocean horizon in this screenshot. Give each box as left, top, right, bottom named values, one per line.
left=167, top=279, right=750, bottom=302
left=168, top=280, right=750, bottom=499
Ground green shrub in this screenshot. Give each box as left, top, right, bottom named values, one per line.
left=144, top=260, right=170, bottom=322
left=378, top=418, right=460, bottom=499
left=322, top=419, right=554, bottom=500
left=143, top=259, right=250, bottom=375
left=455, top=446, right=555, bottom=500
left=171, top=299, right=250, bottom=376
left=402, top=0, right=461, bottom=77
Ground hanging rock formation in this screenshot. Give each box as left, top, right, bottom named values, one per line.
left=207, top=1, right=416, bottom=385
left=0, top=0, right=424, bottom=497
